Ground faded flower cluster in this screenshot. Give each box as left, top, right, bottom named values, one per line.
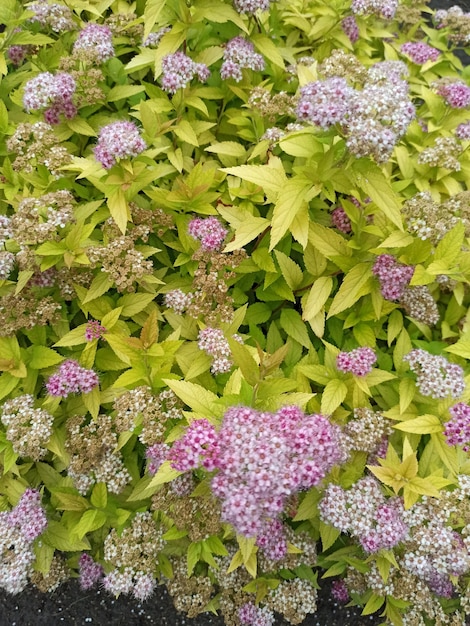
left=0, top=395, right=54, bottom=460
left=404, top=349, right=465, bottom=399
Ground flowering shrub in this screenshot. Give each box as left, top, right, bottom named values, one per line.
left=1, top=0, right=470, bottom=624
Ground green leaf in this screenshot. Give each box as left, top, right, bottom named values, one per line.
left=321, top=379, right=348, bottom=414
left=293, top=488, right=319, bottom=521
left=90, top=483, right=107, bottom=509
left=187, top=542, right=202, bottom=576
left=378, top=231, right=414, bottom=249
left=52, top=490, right=90, bottom=512
left=107, top=85, right=146, bottom=102
left=270, top=180, right=315, bottom=250
left=74, top=509, right=107, bottom=539
left=393, top=414, right=442, bottom=434
left=224, top=215, right=270, bottom=252
left=251, top=33, right=284, bottom=68
left=107, top=189, right=130, bottom=234
left=274, top=251, right=303, bottom=290
left=434, top=221, right=465, bottom=265
left=280, top=309, right=311, bottom=348
left=228, top=339, right=259, bottom=386
left=206, top=142, right=246, bottom=158
left=143, top=0, right=167, bottom=40
left=28, top=346, right=64, bottom=370
left=319, top=521, right=341, bottom=551
left=222, top=162, right=286, bottom=200
left=362, top=593, right=385, bottom=616
left=328, top=263, right=372, bottom=317
left=163, top=379, right=222, bottom=417
left=192, top=0, right=249, bottom=32
left=82, top=273, right=113, bottom=304
left=42, top=520, right=90, bottom=551
left=53, top=326, right=87, bottom=347
left=117, top=293, right=156, bottom=317
left=174, top=120, right=199, bottom=146
left=303, top=277, right=333, bottom=321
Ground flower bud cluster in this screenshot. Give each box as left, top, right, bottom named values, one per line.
left=73, top=23, right=114, bottom=63
left=84, top=320, right=106, bottom=341
left=436, top=80, right=470, bottom=108
left=404, top=349, right=465, bottom=399
left=146, top=442, right=170, bottom=475
left=331, top=206, right=352, bottom=233
left=402, top=191, right=462, bottom=243
left=372, top=254, right=414, bottom=300
left=164, top=288, right=194, bottom=314
left=170, top=405, right=347, bottom=539
left=221, top=37, right=265, bottom=82
left=188, top=216, right=228, bottom=251
left=418, top=136, right=462, bottom=171
left=444, top=402, right=470, bottom=451
left=103, top=512, right=164, bottom=601
left=78, top=554, right=103, bottom=590
left=46, top=359, right=99, bottom=397
left=197, top=327, right=242, bottom=374
left=319, top=477, right=409, bottom=553
left=400, top=286, right=440, bottom=326
left=401, top=42, right=440, bottom=64
left=0, top=394, right=54, bottom=460
left=0, top=489, right=47, bottom=594
left=6, top=121, right=71, bottom=176
left=94, top=121, right=146, bottom=169
left=336, top=347, right=377, bottom=377
left=161, top=52, right=210, bottom=93
left=233, top=0, right=271, bottom=14
left=351, top=0, right=398, bottom=20
left=0, top=251, right=15, bottom=280
left=239, top=602, right=274, bottom=626
left=331, top=579, right=349, bottom=603
left=456, top=122, right=470, bottom=140
left=29, top=0, right=75, bottom=33
left=266, top=578, right=317, bottom=624
left=8, top=45, right=35, bottom=67
left=23, top=71, right=77, bottom=123
left=434, top=6, right=470, bottom=46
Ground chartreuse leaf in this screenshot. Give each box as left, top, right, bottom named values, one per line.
left=163, top=379, right=223, bottom=418
left=237, top=535, right=258, bottom=578
left=393, top=414, right=442, bottom=434
left=319, top=521, right=341, bottom=551
left=90, top=483, right=107, bottom=509
left=274, top=251, right=303, bottom=290
left=362, top=593, right=385, bottom=616
left=321, top=379, right=348, bottom=415
left=328, top=263, right=372, bottom=317
left=302, top=277, right=333, bottom=322
left=28, top=346, right=64, bottom=370
left=107, top=189, right=130, bottom=234
left=280, top=309, right=312, bottom=348
left=42, top=520, right=90, bottom=551
left=270, top=180, right=317, bottom=250
left=34, top=542, right=55, bottom=574
left=74, top=509, right=108, bottom=539
left=83, top=273, right=114, bottom=304
left=228, top=339, right=259, bottom=386
left=187, top=542, right=202, bottom=576
left=143, top=0, right=167, bottom=40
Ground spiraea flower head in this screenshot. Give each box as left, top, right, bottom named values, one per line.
left=46, top=359, right=99, bottom=397
left=351, top=0, right=398, bottom=20
left=73, top=23, right=114, bottom=63
left=372, top=254, right=414, bottom=300
left=221, top=37, right=265, bottom=82
left=444, top=402, right=470, bottom=451
left=164, top=289, right=193, bottom=314
left=142, top=27, right=171, bottom=47
left=0, top=395, right=54, bottom=460
left=238, top=602, right=274, bottom=626
left=404, top=349, right=465, bottom=399
left=78, top=554, right=103, bottom=590
left=23, top=72, right=77, bottom=123
left=94, top=121, right=146, bottom=169
left=197, top=327, right=242, bottom=374
left=336, top=347, right=377, bottom=377
left=161, top=51, right=210, bottom=93
left=188, top=216, right=228, bottom=251
left=341, top=16, right=359, bottom=43
left=29, top=0, right=75, bottom=33
left=296, top=77, right=354, bottom=128
left=85, top=320, right=106, bottom=341
left=401, top=42, right=440, bottom=64
left=233, top=0, right=272, bottom=14
left=418, top=136, right=462, bottom=171
left=436, top=80, right=470, bottom=108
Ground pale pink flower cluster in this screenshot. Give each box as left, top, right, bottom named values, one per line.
left=351, top=0, right=398, bottom=20
left=161, top=52, right=210, bottom=93
left=296, top=77, right=354, bottom=129
left=233, top=0, right=271, bottom=14
left=197, top=327, right=242, bottom=374
left=29, top=0, right=75, bottom=33
left=444, top=402, right=470, bottom=451
left=85, top=320, right=106, bottom=341
left=341, top=16, right=359, bottom=43
left=456, top=122, right=470, bottom=140
left=319, top=477, right=409, bottom=553
left=188, top=216, right=228, bottom=251
left=94, top=121, right=146, bottom=169
left=220, top=37, right=265, bottom=82
left=436, top=81, right=470, bottom=108
left=0, top=489, right=47, bottom=594
left=372, top=254, right=414, bottom=300
left=146, top=442, right=170, bottom=475
left=23, top=71, right=77, bottom=123
left=78, top=554, right=103, bottom=590
left=331, top=206, right=352, bottom=233
left=73, top=23, right=114, bottom=63
left=169, top=405, right=347, bottom=538
left=8, top=45, right=31, bottom=66
left=401, top=42, right=441, bottom=64
left=46, top=359, right=99, bottom=397
left=331, top=579, right=349, bottom=603
left=238, top=602, right=274, bottom=626
left=142, top=27, right=171, bottom=47
left=336, top=347, right=377, bottom=377
left=404, top=349, right=465, bottom=399
left=164, top=289, right=193, bottom=314
left=256, top=518, right=289, bottom=561
left=0, top=251, right=15, bottom=280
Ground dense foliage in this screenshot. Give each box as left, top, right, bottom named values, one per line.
left=1, top=0, right=470, bottom=624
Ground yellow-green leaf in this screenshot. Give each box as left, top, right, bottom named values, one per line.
left=393, top=414, right=442, bottom=434
left=302, top=277, right=333, bottom=321
left=321, top=379, right=348, bottom=414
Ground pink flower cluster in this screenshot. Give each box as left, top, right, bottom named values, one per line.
left=331, top=580, right=349, bottom=603
left=8, top=45, right=31, bottom=67
left=188, top=216, right=228, bottom=251
left=164, top=289, right=193, bottom=314
left=331, top=206, right=352, bottom=233
left=142, top=27, right=171, bottom=47
left=168, top=418, right=219, bottom=472
left=78, top=554, right=103, bottom=590
left=161, top=52, right=210, bottom=93
left=233, top=0, right=271, bottom=14
left=372, top=254, right=414, bottom=300
left=336, top=347, right=377, bottom=377
left=444, top=402, right=470, bottom=451
left=94, top=121, right=146, bottom=169
left=220, top=37, right=265, bottom=82
left=401, top=42, right=440, bottom=64
left=0, top=489, right=48, bottom=594
left=46, top=359, right=99, bottom=397
left=238, top=602, right=274, bottom=626
left=456, top=122, right=470, bottom=140
left=29, top=0, right=75, bottom=33
left=296, top=77, right=354, bottom=129
left=85, top=320, right=106, bottom=341
left=197, top=327, right=236, bottom=374
left=436, top=81, right=470, bottom=108
left=73, top=23, right=114, bottom=63
left=146, top=442, right=170, bottom=475
left=256, top=518, right=288, bottom=561
left=319, top=477, right=409, bottom=553
left=404, top=349, right=465, bottom=399
left=169, top=405, right=347, bottom=538
left=351, top=0, right=398, bottom=19
left=23, top=71, right=77, bottom=123
left=341, top=16, right=359, bottom=44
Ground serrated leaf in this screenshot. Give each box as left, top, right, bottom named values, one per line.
left=54, top=325, right=88, bottom=347
left=224, top=215, right=270, bottom=252
left=378, top=231, right=414, bottom=249
left=28, top=346, right=64, bottom=369
left=90, top=483, right=107, bottom=509
left=270, top=180, right=314, bottom=250
left=74, top=509, right=107, bottom=539
left=274, top=251, right=303, bottom=290
left=393, top=414, right=442, bottom=434
left=321, top=379, right=348, bottom=414
left=362, top=593, right=385, bottom=616
left=206, top=142, right=246, bottom=158
left=434, top=221, right=465, bottom=264
left=251, top=33, right=284, bottom=68
left=107, top=85, right=146, bottom=102
left=174, top=120, right=199, bottom=146
left=302, top=276, right=333, bottom=321
left=228, top=339, right=259, bottom=386
left=42, top=520, right=90, bottom=551
left=280, top=309, right=311, bottom=348
left=328, top=263, right=372, bottom=317
left=319, top=521, right=341, bottom=551
left=163, top=379, right=222, bottom=417
left=107, top=189, right=130, bottom=234
left=82, top=273, right=113, bottom=304
left=117, top=293, right=156, bottom=317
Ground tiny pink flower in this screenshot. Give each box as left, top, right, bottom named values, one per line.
left=94, top=121, right=146, bottom=169
left=336, top=347, right=377, bottom=377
